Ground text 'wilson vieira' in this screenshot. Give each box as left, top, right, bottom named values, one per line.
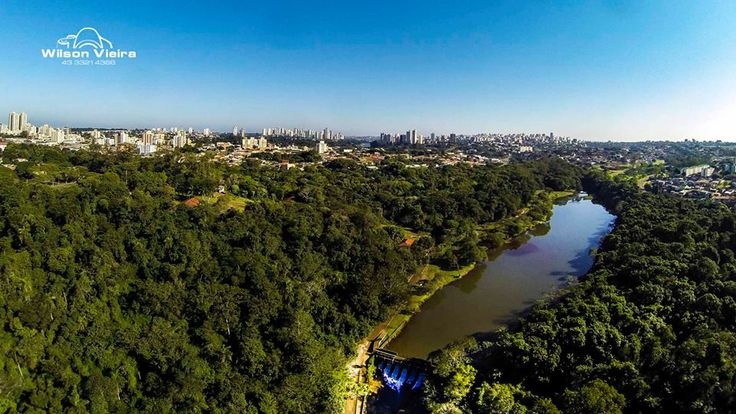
left=41, top=49, right=137, bottom=59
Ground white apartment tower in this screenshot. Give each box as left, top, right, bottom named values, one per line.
left=8, top=112, right=19, bottom=132
left=172, top=130, right=188, bottom=148
left=8, top=112, right=29, bottom=133
left=142, top=130, right=154, bottom=145
left=116, top=131, right=129, bottom=145
left=19, top=112, right=28, bottom=131
left=315, top=140, right=328, bottom=154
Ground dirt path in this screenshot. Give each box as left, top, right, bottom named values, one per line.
left=344, top=323, right=386, bottom=414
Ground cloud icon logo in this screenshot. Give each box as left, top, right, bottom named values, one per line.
left=57, top=27, right=113, bottom=49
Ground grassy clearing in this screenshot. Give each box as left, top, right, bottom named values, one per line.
left=407, top=264, right=475, bottom=311
left=547, top=189, right=577, bottom=200
left=49, top=182, right=77, bottom=189
left=381, top=263, right=475, bottom=345
left=28, top=163, right=87, bottom=185
left=607, top=169, right=627, bottom=178
left=637, top=175, right=652, bottom=188
left=198, top=193, right=251, bottom=212
left=379, top=224, right=419, bottom=240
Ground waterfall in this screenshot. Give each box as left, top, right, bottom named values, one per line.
left=397, top=368, right=409, bottom=388
left=374, top=354, right=427, bottom=392
left=383, top=362, right=393, bottom=378
left=390, top=364, right=401, bottom=379
left=405, top=370, right=417, bottom=387
left=411, top=372, right=425, bottom=391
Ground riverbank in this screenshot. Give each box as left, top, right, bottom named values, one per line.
left=382, top=190, right=576, bottom=350
left=479, top=189, right=576, bottom=244
left=343, top=189, right=577, bottom=414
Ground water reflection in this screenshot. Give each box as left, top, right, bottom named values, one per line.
left=457, top=263, right=485, bottom=293
left=530, top=222, right=551, bottom=236
left=386, top=197, right=615, bottom=359
left=506, top=242, right=540, bottom=256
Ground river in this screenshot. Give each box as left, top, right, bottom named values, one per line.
left=386, top=195, right=616, bottom=359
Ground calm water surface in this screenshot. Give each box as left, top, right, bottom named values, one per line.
left=386, top=197, right=615, bottom=359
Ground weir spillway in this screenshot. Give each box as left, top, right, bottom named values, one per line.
left=370, top=348, right=429, bottom=391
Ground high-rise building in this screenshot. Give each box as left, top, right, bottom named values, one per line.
left=18, top=112, right=28, bottom=132
left=142, top=130, right=154, bottom=145
left=138, top=144, right=157, bottom=155
left=172, top=130, right=188, bottom=148
left=315, top=140, right=328, bottom=154
left=242, top=136, right=267, bottom=150
left=116, top=131, right=128, bottom=145
left=50, top=128, right=65, bottom=143
left=39, top=124, right=51, bottom=137
left=203, top=128, right=211, bottom=137
left=322, top=128, right=332, bottom=140
left=8, top=112, right=20, bottom=132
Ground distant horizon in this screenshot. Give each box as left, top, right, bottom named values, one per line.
left=3, top=111, right=736, bottom=143
left=3, top=1, right=736, bottom=141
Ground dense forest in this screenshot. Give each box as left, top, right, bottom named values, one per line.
left=0, top=145, right=580, bottom=412
left=425, top=174, right=736, bottom=413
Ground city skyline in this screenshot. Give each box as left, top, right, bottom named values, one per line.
left=1, top=110, right=349, bottom=140
left=1, top=108, right=733, bottom=143
left=2, top=1, right=736, bottom=140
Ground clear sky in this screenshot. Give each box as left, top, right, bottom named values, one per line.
left=2, top=0, right=736, bottom=140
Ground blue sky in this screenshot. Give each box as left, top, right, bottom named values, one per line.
left=2, top=0, right=736, bottom=140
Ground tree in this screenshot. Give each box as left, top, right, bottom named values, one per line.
left=476, top=383, right=526, bottom=414
left=562, top=380, right=626, bottom=414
